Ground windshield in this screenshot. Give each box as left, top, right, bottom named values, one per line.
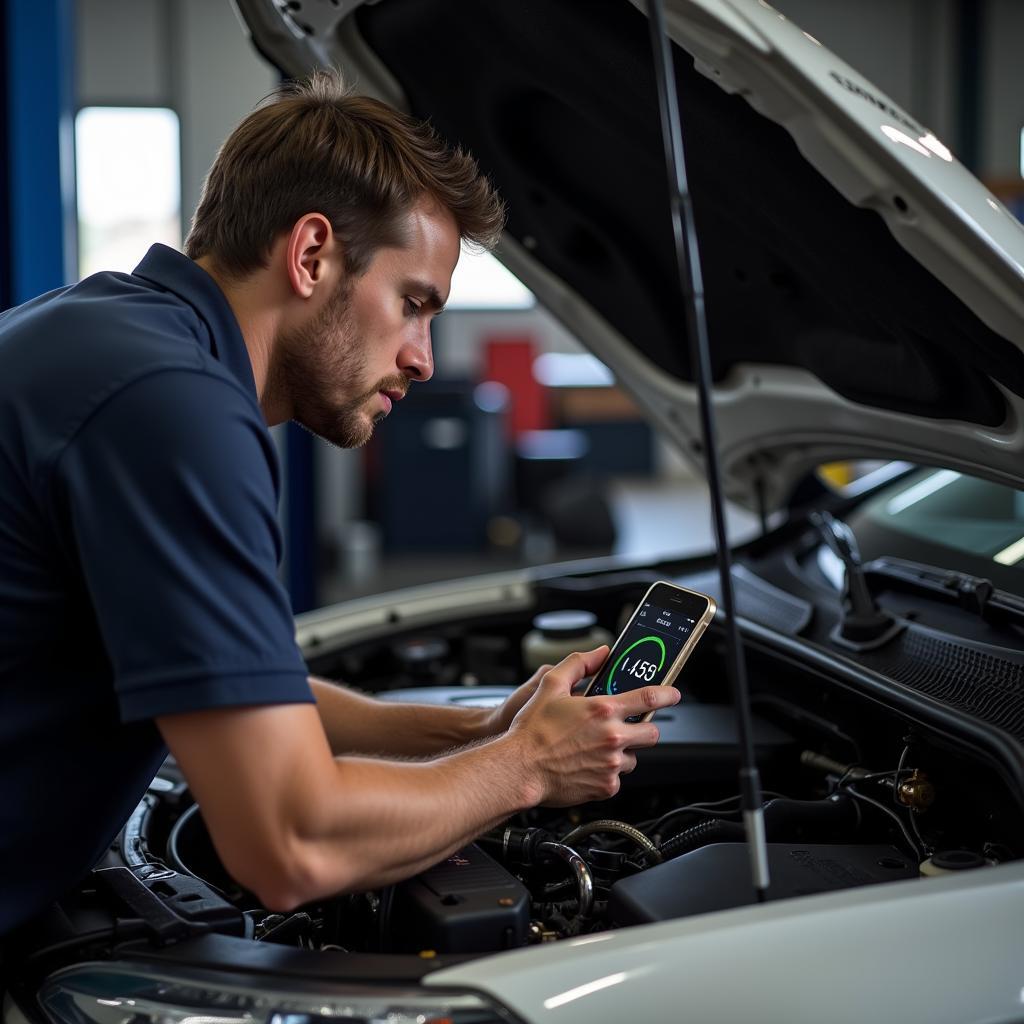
left=846, top=468, right=1024, bottom=594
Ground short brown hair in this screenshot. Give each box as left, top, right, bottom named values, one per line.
left=185, top=70, right=505, bottom=279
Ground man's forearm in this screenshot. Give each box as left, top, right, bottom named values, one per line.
left=287, top=733, right=538, bottom=903
left=160, top=649, right=674, bottom=912
left=159, top=701, right=535, bottom=912
left=310, top=676, right=492, bottom=757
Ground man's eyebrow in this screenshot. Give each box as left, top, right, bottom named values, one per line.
left=406, top=280, right=446, bottom=315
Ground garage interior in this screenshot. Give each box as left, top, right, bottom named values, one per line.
left=4, top=0, right=1024, bottom=1012
left=2, top=0, right=1019, bottom=614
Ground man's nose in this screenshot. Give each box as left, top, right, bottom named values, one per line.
left=399, top=326, right=434, bottom=382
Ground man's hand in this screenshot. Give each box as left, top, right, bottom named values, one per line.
left=155, top=648, right=676, bottom=911
left=505, top=646, right=680, bottom=806
left=481, top=662, right=553, bottom=736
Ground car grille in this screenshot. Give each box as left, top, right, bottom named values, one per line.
left=857, top=628, right=1024, bottom=739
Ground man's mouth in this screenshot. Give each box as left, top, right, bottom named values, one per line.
left=377, top=387, right=407, bottom=416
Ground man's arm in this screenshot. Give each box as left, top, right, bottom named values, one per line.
left=158, top=647, right=679, bottom=911
left=309, top=665, right=550, bottom=757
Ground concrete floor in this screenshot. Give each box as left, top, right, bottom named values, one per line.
left=609, top=478, right=759, bottom=561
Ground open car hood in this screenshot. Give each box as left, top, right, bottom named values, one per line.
left=233, top=0, right=1024, bottom=510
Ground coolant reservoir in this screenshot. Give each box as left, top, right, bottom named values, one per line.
left=919, top=850, right=990, bottom=876
left=522, top=610, right=613, bottom=672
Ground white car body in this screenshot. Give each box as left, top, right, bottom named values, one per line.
left=429, top=858, right=1024, bottom=1023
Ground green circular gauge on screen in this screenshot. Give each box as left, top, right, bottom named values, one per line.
left=604, top=635, right=666, bottom=694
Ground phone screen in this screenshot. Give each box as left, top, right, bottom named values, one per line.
left=586, top=585, right=710, bottom=699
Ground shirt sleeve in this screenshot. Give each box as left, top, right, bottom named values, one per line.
left=51, top=369, right=314, bottom=722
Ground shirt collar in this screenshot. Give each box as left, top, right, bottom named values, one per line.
left=132, top=244, right=258, bottom=401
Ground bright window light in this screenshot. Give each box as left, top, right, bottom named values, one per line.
left=533, top=352, right=614, bottom=387
left=75, top=106, right=181, bottom=279
left=447, top=247, right=535, bottom=310
left=994, top=535, right=1024, bottom=566
left=885, top=468, right=960, bottom=516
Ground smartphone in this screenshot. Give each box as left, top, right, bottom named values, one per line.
left=583, top=581, right=717, bottom=722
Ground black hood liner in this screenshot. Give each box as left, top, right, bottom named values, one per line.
left=359, top=0, right=1024, bottom=427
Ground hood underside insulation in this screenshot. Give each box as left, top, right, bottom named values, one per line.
left=358, top=0, right=1024, bottom=428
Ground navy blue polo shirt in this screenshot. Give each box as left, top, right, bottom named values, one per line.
left=0, top=244, right=313, bottom=935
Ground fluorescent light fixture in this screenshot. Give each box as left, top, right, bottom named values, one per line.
left=885, top=469, right=960, bottom=516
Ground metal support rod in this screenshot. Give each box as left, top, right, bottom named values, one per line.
left=644, top=0, right=769, bottom=900
left=954, top=0, right=982, bottom=174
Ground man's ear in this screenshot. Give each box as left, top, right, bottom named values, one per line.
left=284, top=213, right=343, bottom=299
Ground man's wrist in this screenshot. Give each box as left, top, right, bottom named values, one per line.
left=487, top=730, right=544, bottom=810
left=464, top=704, right=503, bottom=745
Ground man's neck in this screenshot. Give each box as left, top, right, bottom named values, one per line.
left=194, top=255, right=287, bottom=424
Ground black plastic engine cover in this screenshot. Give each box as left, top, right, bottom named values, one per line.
left=388, top=843, right=529, bottom=953
left=610, top=843, right=918, bottom=925
left=94, top=865, right=245, bottom=940
left=380, top=690, right=795, bottom=784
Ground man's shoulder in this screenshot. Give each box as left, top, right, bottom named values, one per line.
left=0, top=269, right=251, bottom=485
left=1, top=269, right=212, bottom=374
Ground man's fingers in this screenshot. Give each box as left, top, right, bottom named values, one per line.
left=518, top=664, right=552, bottom=698
left=527, top=663, right=553, bottom=685
left=572, top=645, right=609, bottom=677
left=539, top=646, right=610, bottom=693
left=606, top=684, right=680, bottom=718
left=624, top=684, right=680, bottom=716
left=569, top=676, right=591, bottom=696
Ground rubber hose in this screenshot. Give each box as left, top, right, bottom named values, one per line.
left=658, top=818, right=745, bottom=860
left=560, top=819, right=661, bottom=863
left=659, top=796, right=859, bottom=861
left=537, top=841, right=595, bottom=919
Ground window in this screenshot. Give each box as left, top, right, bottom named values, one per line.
left=75, top=106, right=181, bottom=279
left=447, top=248, right=535, bottom=310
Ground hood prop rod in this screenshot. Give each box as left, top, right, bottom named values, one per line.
left=645, top=0, right=770, bottom=901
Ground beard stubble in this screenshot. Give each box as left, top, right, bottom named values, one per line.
left=269, top=282, right=407, bottom=449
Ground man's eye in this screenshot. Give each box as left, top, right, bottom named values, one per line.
left=404, top=297, right=422, bottom=317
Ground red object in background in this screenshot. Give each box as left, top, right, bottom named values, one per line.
left=483, top=336, right=550, bottom=438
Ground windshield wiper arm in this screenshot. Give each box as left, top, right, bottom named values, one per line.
left=811, top=511, right=904, bottom=651
left=863, top=556, right=1024, bottom=629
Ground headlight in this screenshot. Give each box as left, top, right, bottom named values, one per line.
left=39, top=963, right=518, bottom=1024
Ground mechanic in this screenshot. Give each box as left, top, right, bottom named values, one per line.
left=0, top=71, right=679, bottom=935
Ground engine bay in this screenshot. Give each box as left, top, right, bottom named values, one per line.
left=73, top=563, right=1021, bottom=962
left=11, top=559, right=1023, bottom=980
